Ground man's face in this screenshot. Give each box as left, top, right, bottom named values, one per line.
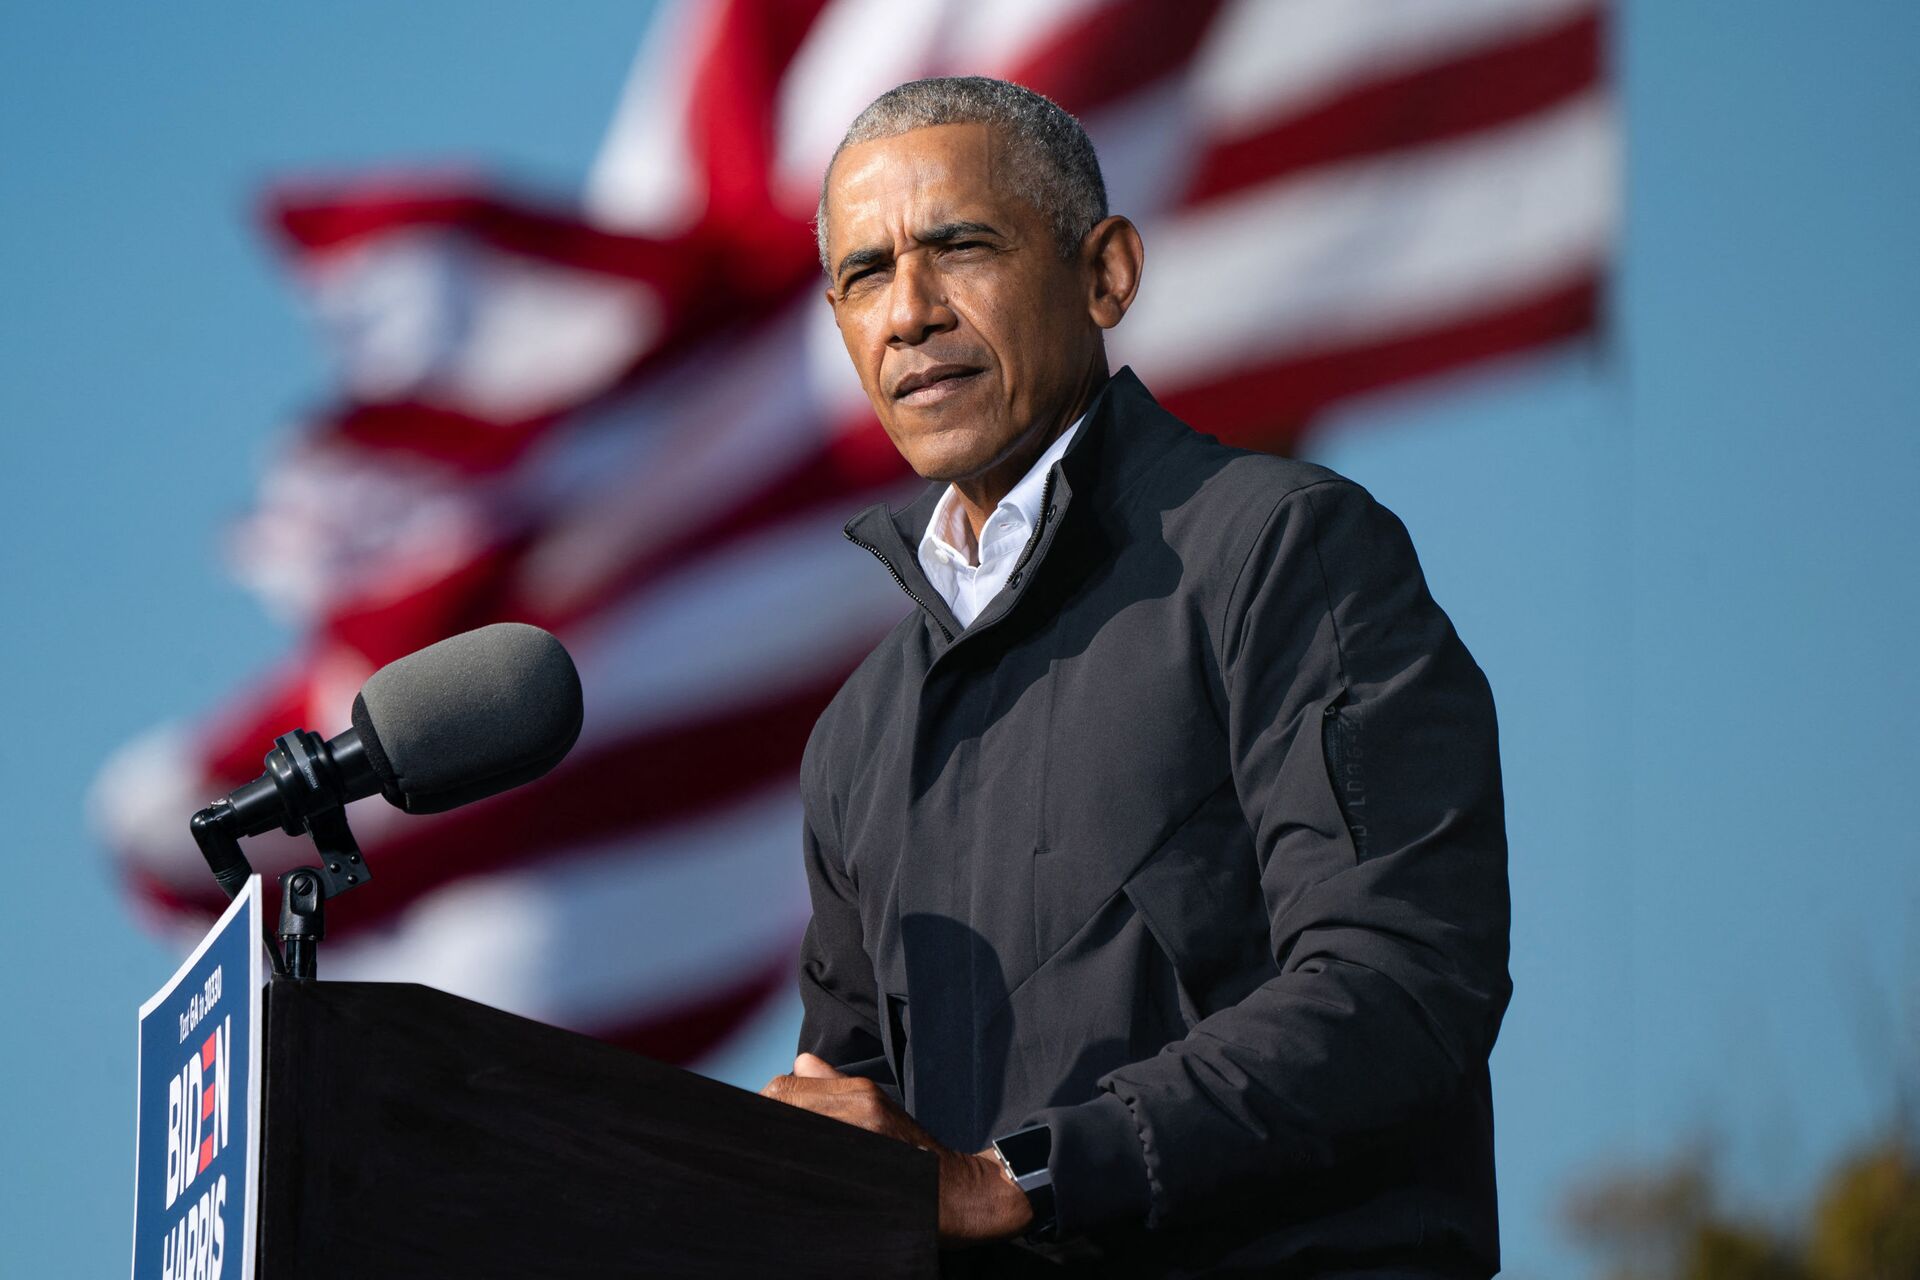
left=822, top=123, right=1100, bottom=483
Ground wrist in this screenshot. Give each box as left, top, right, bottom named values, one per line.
left=977, top=1149, right=1036, bottom=1235
left=936, top=1149, right=1032, bottom=1244
left=988, top=1123, right=1057, bottom=1241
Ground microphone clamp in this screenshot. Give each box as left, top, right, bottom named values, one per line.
left=191, top=726, right=376, bottom=980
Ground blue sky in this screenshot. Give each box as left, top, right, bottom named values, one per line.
left=3, top=4, right=1916, bottom=1276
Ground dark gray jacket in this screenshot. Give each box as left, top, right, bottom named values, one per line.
left=796, top=369, right=1510, bottom=1278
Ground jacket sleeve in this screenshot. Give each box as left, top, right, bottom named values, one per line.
left=794, top=750, right=897, bottom=1093
left=1027, top=477, right=1512, bottom=1237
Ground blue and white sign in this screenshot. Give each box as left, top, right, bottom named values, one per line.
left=132, top=876, right=263, bottom=1280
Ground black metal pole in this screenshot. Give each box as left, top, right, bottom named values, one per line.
left=278, top=868, right=326, bottom=981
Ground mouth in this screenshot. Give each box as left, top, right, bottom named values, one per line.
left=892, top=364, right=983, bottom=404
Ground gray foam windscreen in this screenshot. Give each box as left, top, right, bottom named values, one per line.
left=353, top=622, right=584, bottom=815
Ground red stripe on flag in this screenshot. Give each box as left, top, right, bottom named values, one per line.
left=1010, top=0, right=1226, bottom=116
left=525, top=435, right=915, bottom=635
left=321, top=535, right=534, bottom=674
left=148, top=665, right=862, bottom=931
left=1164, top=272, right=1602, bottom=453
left=335, top=674, right=854, bottom=937
left=201, top=668, right=315, bottom=783
left=327, top=401, right=565, bottom=474
left=682, top=0, right=833, bottom=236
left=589, top=945, right=797, bottom=1066
left=271, top=183, right=698, bottom=280
left=1182, top=7, right=1605, bottom=207
left=266, top=186, right=819, bottom=393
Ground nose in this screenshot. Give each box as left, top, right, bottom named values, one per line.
left=886, top=250, right=955, bottom=347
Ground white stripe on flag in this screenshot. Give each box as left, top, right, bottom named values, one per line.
left=770, top=0, right=1108, bottom=214
left=227, top=440, right=498, bottom=622
left=585, top=0, right=720, bottom=234
left=516, top=300, right=858, bottom=615
left=304, top=229, right=661, bottom=419
left=1193, top=0, right=1595, bottom=139
left=1112, top=93, right=1615, bottom=388
left=565, top=503, right=915, bottom=748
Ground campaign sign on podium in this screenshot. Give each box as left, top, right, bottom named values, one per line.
left=132, top=877, right=263, bottom=1280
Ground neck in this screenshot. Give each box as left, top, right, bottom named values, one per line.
left=949, top=360, right=1107, bottom=544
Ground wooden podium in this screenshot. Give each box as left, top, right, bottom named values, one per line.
left=255, top=978, right=936, bottom=1278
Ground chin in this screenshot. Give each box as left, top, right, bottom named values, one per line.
left=886, top=419, right=1002, bottom=483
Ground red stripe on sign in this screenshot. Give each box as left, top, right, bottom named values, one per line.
left=1182, top=7, right=1605, bottom=207
left=588, top=945, right=797, bottom=1066
left=198, top=1134, right=215, bottom=1174
left=202, top=1032, right=218, bottom=1071
left=1163, top=272, right=1602, bottom=454
left=1011, top=0, right=1226, bottom=116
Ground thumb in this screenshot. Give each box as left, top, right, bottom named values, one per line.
left=793, top=1052, right=844, bottom=1079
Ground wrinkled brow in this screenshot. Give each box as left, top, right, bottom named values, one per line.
left=834, top=220, right=1004, bottom=283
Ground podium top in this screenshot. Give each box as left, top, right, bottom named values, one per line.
left=258, top=978, right=935, bottom=1279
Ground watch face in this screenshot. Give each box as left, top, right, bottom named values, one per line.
left=995, top=1124, right=1052, bottom=1175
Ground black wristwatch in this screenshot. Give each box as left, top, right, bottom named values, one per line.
left=990, top=1123, right=1057, bottom=1241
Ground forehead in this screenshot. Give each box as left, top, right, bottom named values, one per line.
left=824, top=122, right=1033, bottom=252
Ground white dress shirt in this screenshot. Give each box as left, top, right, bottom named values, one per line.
left=916, top=415, right=1083, bottom=629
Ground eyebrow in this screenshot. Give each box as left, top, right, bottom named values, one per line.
left=833, top=220, right=1004, bottom=284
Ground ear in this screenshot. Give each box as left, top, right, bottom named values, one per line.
left=1082, top=215, right=1144, bottom=331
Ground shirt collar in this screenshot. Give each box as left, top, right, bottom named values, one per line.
left=920, top=413, right=1084, bottom=568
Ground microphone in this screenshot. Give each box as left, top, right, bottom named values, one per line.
left=193, top=623, right=584, bottom=898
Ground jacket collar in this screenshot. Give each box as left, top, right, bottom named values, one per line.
left=843, top=366, right=1187, bottom=641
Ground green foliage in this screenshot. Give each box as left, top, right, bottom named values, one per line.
left=1807, top=1138, right=1920, bottom=1280
left=1564, top=1132, right=1920, bottom=1280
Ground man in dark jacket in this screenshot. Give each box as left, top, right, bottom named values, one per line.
left=760, top=77, right=1511, bottom=1279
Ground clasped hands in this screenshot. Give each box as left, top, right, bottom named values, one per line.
left=760, top=1053, right=1034, bottom=1245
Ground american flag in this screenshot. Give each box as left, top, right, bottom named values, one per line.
left=95, top=0, right=1613, bottom=1066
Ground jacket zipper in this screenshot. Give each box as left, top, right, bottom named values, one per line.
left=846, top=467, right=1061, bottom=647
left=1005, top=469, right=1058, bottom=587
left=845, top=529, right=955, bottom=642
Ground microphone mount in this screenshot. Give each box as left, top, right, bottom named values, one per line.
left=190, top=728, right=375, bottom=980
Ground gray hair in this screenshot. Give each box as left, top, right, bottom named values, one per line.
left=815, top=76, right=1108, bottom=274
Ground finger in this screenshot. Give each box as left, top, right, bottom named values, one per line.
left=770, top=1086, right=869, bottom=1126
left=793, top=1052, right=844, bottom=1079
left=760, top=1078, right=905, bottom=1136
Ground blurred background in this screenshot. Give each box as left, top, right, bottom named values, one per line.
left=3, top=2, right=1917, bottom=1276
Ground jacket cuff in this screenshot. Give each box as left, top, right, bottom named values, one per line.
left=1025, top=1091, right=1151, bottom=1239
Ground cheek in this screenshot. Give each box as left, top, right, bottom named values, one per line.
left=836, top=306, right=887, bottom=380
left=987, top=293, right=1072, bottom=398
